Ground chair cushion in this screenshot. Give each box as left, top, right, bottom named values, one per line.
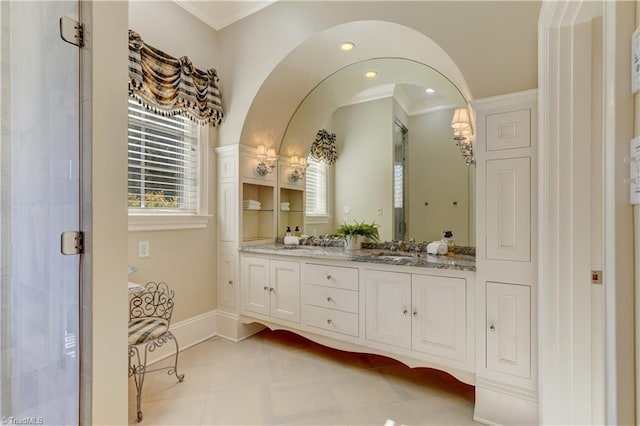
left=128, top=317, right=169, bottom=345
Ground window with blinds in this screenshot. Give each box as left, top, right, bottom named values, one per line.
left=127, top=100, right=199, bottom=213
left=394, top=163, right=403, bottom=208
left=305, top=156, right=328, bottom=216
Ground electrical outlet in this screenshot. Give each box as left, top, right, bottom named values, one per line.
left=138, top=240, right=150, bottom=258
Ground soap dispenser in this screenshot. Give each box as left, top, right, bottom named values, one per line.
left=443, top=230, right=454, bottom=256
left=285, top=226, right=292, bottom=236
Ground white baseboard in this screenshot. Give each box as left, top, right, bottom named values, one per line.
left=474, top=385, right=538, bottom=425
left=216, top=310, right=265, bottom=342
left=142, top=310, right=263, bottom=366
left=144, top=310, right=217, bottom=366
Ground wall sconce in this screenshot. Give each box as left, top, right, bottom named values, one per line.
left=451, top=107, right=476, bottom=166
left=256, top=145, right=277, bottom=176
left=289, top=155, right=307, bottom=182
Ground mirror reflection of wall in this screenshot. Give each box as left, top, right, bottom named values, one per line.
left=280, top=58, right=475, bottom=246
left=325, top=90, right=471, bottom=245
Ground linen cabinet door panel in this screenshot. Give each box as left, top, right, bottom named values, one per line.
left=241, top=257, right=270, bottom=316
left=411, top=275, right=467, bottom=361
left=218, top=182, right=237, bottom=242
left=486, top=281, right=531, bottom=379
left=270, top=260, right=301, bottom=323
left=485, top=108, right=531, bottom=151
left=365, top=270, right=411, bottom=349
left=486, top=157, right=531, bottom=262
left=218, top=252, right=237, bottom=309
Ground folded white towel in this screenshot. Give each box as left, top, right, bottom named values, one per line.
left=426, top=241, right=447, bottom=255
left=243, top=199, right=262, bottom=208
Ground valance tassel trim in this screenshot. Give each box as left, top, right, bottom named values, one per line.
left=128, top=29, right=224, bottom=127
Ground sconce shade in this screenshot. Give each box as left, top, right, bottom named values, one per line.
left=299, top=157, right=307, bottom=168
left=267, top=148, right=276, bottom=161
left=257, top=145, right=267, bottom=158
left=451, top=107, right=471, bottom=129
left=291, top=155, right=299, bottom=166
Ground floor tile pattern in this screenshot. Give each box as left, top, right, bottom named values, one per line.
left=129, top=329, right=479, bottom=425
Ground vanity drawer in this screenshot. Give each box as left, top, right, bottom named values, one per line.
left=304, top=284, right=358, bottom=314
left=303, top=305, right=359, bottom=337
left=305, top=264, right=359, bottom=291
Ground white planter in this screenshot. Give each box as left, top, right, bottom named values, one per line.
left=345, top=235, right=361, bottom=250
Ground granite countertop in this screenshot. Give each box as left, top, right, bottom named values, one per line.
left=239, top=244, right=476, bottom=272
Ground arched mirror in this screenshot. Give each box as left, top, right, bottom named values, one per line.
left=279, top=58, right=475, bottom=246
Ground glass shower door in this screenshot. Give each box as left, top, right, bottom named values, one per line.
left=1, top=1, right=81, bottom=424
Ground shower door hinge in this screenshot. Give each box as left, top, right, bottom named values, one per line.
left=61, top=231, right=84, bottom=255
left=59, top=16, right=84, bottom=47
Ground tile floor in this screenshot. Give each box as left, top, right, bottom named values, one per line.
left=128, top=329, right=479, bottom=425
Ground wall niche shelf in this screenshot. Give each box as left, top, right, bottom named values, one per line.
left=242, top=182, right=275, bottom=244
left=279, top=187, right=304, bottom=237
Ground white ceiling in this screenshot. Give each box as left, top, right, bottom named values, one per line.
left=173, top=0, right=276, bottom=31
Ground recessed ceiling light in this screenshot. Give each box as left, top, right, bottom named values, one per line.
left=365, top=71, right=377, bottom=78
left=340, top=42, right=356, bottom=51
left=425, top=88, right=435, bottom=93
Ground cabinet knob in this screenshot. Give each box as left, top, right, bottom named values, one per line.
left=326, top=275, right=333, bottom=280
left=412, top=310, right=418, bottom=317
left=263, top=286, right=268, bottom=291
left=327, top=297, right=333, bottom=303
left=489, top=324, right=496, bottom=332
left=403, top=309, right=408, bottom=316
left=228, top=280, right=233, bottom=285
left=269, top=287, right=275, bottom=292
left=327, top=318, right=333, bottom=325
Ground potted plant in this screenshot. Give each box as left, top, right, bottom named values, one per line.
left=335, top=220, right=381, bottom=250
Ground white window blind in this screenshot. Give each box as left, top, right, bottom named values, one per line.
left=128, top=100, right=199, bottom=213
left=394, top=163, right=403, bottom=208
left=305, top=156, right=328, bottom=216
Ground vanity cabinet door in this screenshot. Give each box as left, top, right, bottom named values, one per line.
left=241, top=257, right=270, bottom=316
left=270, top=260, right=300, bottom=323
left=365, top=270, right=411, bottom=349
left=486, top=281, right=531, bottom=379
left=411, top=275, right=467, bottom=361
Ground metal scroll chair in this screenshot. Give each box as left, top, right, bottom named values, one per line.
left=128, top=281, right=184, bottom=422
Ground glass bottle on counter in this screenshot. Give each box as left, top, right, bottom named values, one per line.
left=294, top=225, right=301, bottom=237
left=443, top=230, right=454, bottom=256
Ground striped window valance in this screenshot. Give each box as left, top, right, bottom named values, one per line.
left=128, top=30, right=223, bottom=127
left=309, top=129, right=338, bottom=165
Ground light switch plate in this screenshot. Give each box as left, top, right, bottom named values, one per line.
left=138, top=240, right=150, bottom=258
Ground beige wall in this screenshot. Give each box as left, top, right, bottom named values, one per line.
left=407, top=108, right=471, bottom=245
left=129, top=1, right=219, bottom=67
left=89, top=2, right=129, bottom=424
left=332, top=98, right=394, bottom=241
left=128, top=1, right=220, bottom=322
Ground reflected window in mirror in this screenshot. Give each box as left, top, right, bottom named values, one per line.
left=305, top=156, right=328, bottom=218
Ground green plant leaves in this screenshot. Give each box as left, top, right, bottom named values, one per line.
left=335, top=220, right=380, bottom=241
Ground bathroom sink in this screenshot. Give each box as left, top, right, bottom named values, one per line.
left=371, top=251, right=419, bottom=261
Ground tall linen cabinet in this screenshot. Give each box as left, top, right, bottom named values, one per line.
left=472, top=89, right=538, bottom=425
left=215, top=145, right=276, bottom=339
